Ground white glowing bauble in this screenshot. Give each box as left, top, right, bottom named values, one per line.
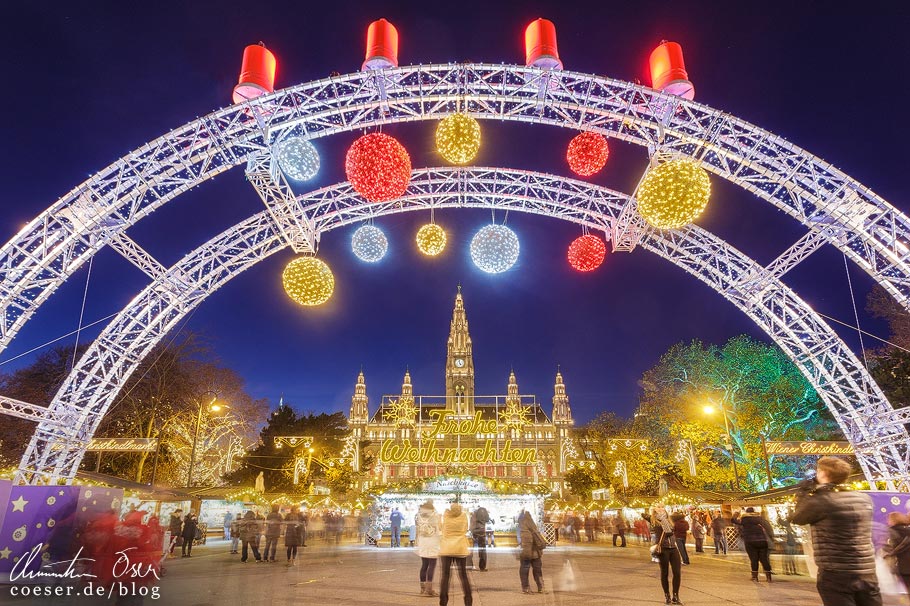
left=352, top=225, right=388, bottom=263
left=470, top=225, right=519, bottom=274
left=275, top=137, right=320, bottom=182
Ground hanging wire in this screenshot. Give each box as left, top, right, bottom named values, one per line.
left=0, top=312, right=119, bottom=366
left=815, top=310, right=909, bottom=353
left=843, top=253, right=870, bottom=369
left=70, top=256, right=94, bottom=371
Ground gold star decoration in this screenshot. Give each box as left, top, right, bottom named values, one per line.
left=385, top=398, right=418, bottom=428
left=0, top=547, right=10, bottom=560
left=498, top=402, right=532, bottom=430
left=10, top=496, right=28, bottom=512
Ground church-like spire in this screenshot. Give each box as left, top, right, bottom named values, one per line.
left=552, top=368, right=573, bottom=425
left=349, top=370, right=370, bottom=424
left=401, top=369, right=413, bottom=399
left=446, top=287, right=475, bottom=414
left=506, top=369, right=520, bottom=405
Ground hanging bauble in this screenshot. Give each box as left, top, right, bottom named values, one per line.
left=637, top=158, right=711, bottom=229
left=567, top=234, right=606, bottom=272
left=352, top=225, right=388, bottom=263
left=436, top=113, right=481, bottom=164
left=566, top=132, right=609, bottom=177
left=282, top=256, right=334, bottom=306
left=345, top=133, right=412, bottom=202
left=416, top=223, right=447, bottom=256
left=470, top=225, right=520, bottom=274
left=275, top=136, right=320, bottom=181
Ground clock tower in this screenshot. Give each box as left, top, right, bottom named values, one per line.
left=445, top=286, right=475, bottom=415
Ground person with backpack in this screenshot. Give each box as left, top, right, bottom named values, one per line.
left=415, top=499, right=441, bottom=597
left=471, top=506, right=490, bottom=571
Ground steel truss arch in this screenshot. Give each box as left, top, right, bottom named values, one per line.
left=1, top=64, right=909, bottom=357
left=16, top=168, right=908, bottom=487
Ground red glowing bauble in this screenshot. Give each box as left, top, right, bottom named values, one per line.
left=567, top=234, right=607, bottom=272
left=345, top=133, right=412, bottom=202
left=566, top=132, right=609, bottom=177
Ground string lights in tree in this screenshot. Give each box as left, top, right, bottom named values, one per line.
left=274, top=136, right=320, bottom=182
left=566, top=132, right=609, bottom=176
left=567, top=234, right=606, bottom=272
left=416, top=223, right=447, bottom=256
left=436, top=113, right=481, bottom=164
left=345, top=133, right=412, bottom=202
left=636, top=158, right=711, bottom=229
left=282, top=256, right=335, bottom=306
left=470, top=224, right=519, bottom=274
left=351, top=225, right=388, bottom=263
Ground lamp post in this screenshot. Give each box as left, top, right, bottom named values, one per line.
left=187, top=393, right=224, bottom=487
left=703, top=402, right=742, bottom=490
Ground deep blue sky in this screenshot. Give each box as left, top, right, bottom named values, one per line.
left=1, top=1, right=907, bottom=424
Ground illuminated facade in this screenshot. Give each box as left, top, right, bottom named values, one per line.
left=348, top=288, right=576, bottom=493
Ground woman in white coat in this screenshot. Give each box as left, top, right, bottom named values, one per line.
left=415, top=499, right=441, bottom=597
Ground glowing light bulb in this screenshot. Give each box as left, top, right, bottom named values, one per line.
left=352, top=225, right=388, bottom=263
left=275, top=136, right=320, bottom=181
left=436, top=114, right=481, bottom=164
left=637, top=159, right=711, bottom=229
left=416, top=223, right=447, bottom=256
left=282, top=256, right=334, bottom=306
left=470, top=225, right=519, bottom=274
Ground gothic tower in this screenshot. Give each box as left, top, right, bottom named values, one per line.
left=349, top=370, right=370, bottom=425
left=401, top=368, right=413, bottom=400
left=445, top=286, right=475, bottom=415
left=552, top=368, right=573, bottom=425
left=506, top=369, right=520, bottom=406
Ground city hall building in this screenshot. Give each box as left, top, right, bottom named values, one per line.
left=347, top=287, right=576, bottom=495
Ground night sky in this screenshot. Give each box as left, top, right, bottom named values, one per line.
left=2, top=2, right=907, bottom=425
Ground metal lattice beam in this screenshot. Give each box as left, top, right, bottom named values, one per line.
left=15, top=168, right=908, bottom=488
left=1, top=65, right=909, bottom=358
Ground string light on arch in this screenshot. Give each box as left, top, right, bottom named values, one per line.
left=567, top=234, right=606, bottom=272
left=282, top=256, right=335, bottom=306
left=566, top=132, right=609, bottom=177
left=345, top=133, right=412, bottom=202
left=637, top=158, right=711, bottom=229
left=274, top=136, right=320, bottom=182
left=436, top=113, right=481, bottom=164
left=416, top=223, right=447, bottom=256
left=352, top=224, right=388, bottom=263
left=470, top=224, right=519, bottom=274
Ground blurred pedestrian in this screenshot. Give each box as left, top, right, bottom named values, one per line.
left=471, top=506, right=490, bottom=571
left=613, top=515, right=627, bottom=547
left=652, top=505, right=683, bottom=605
left=416, top=499, right=441, bottom=597
left=690, top=513, right=705, bottom=553
left=711, top=513, right=728, bottom=555
left=167, top=509, right=183, bottom=557
left=518, top=511, right=547, bottom=594
left=438, top=502, right=472, bottom=606
left=180, top=512, right=198, bottom=557
left=792, top=456, right=881, bottom=606
left=391, top=507, right=404, bottom=548
left=671, top=512, right=690, bottom=565
left=264, top=504, right=282, bottom=562
left=733, top=507, right=775, bottom=581
left=239, top=510, right=262, bottom=562
left=584, top=513, right=595, bottom=542
left=885, top=512, right=910, bottom=594
left=223, top=511, right=233, bottom=540
left=285, top=506, right=303, bottom=566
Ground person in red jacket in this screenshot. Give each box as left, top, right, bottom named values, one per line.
left=670, top=512, right=690, bottom=565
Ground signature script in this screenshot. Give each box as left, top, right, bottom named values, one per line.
left=10, top=545, right=161, bottom=582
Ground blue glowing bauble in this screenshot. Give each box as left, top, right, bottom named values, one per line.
left=275, top=137, right=320, bottom=182
left=352, top=225, right=388, bottom=263
left=470, top=225, right=519, bottom=274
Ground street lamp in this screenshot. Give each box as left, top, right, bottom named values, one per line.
left=703, top=403, right=742, bottom=490
left=187, top=393, right=227, bottom=487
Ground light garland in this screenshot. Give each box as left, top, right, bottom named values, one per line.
left=274, top=136, right=320, bottom=182
left=345, top=133, right=412, bottom=202
left=282, top=256, right=335, bottom=306
left=436, top=113, right=481, bottom=164
left=416, top=223, right=447, bottom=256
left=637, top=158, right=711, bottom=229
left=351, top=225, right=388, bottom=263
left=567, top=234, right=606, bottom=271
left=566, top=132, right=609, bottom=176
left=470, top=224, right=519, bottom=274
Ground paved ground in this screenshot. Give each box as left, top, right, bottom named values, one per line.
left=0, top=538, right=900, bottom=606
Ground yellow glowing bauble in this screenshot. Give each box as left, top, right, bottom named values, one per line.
left=435, top=113, right=481, bottom=164
left=282, top=256, right=335, bottom=306
left=416, top=223, right=447, bottom=256
left=636, top=159, right=712, bottom=229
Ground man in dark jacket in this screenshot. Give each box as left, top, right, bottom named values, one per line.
left=792, top=456, right=881, bottom=606
left=168, top=509, right=183, bottom=556
left=471, top=506, right=491, bottom=571
left=264, top=505, right=283, bottom=562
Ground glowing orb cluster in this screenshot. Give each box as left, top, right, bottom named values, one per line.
left=282, top=256, right=335, bottom=306
left=345, top=133, right=412, bottom=202
left=567, top=234, right=606, bottom=272
left=416, top=223, right=447, bottom=256
left=566, top=132, right=610, bottom=177
left=637, top=159, right=711, bottom=229
left=470, top=225, right=520, bottom=274
left=436, top=113, right=481, bottom=164
left=275, top=136, right=320, bottom=181
left=351, top=225, right=388, bottom=263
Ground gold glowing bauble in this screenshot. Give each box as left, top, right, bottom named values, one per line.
left=282, top=256, right=335, bottom=306
left=636, top=159, right=712, bottom=229
left=435, top=113, right=481, bottom=164
left=416, top=223, right=447, bottom=256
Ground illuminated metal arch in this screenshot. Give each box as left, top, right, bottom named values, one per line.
left=1, top=64, right=908, bottom=355
left=17, top=168, right=909, bottom=487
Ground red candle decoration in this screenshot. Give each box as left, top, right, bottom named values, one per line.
left=567, top=234, right=606, bottom=271
left=345, top=133, right=412, bottom=202
left=566, top=132, right=609, bottom=177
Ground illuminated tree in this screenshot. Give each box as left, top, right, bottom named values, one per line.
left=563, top=466, right=598, bottom=499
